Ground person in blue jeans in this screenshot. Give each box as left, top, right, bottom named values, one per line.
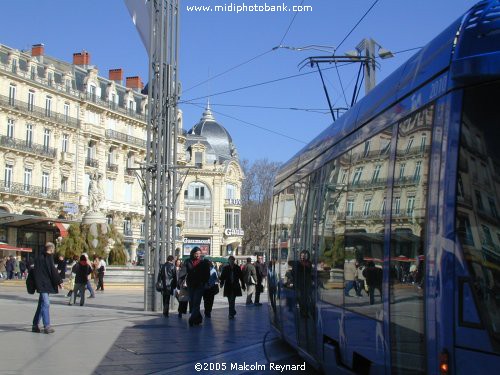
left=32, top=242, right=62, bottom=334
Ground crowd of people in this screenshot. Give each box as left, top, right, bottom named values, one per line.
left=23, top=243, right=268, bottom=334
left=0, top=255, right=29, bottom=279
left=158, top=247, right=268, bottom=326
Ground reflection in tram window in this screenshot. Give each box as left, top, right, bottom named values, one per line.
left=390, top=104, right=433, bottom=374
left=456, top=82, right=500, bottom=343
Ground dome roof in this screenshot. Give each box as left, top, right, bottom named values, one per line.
left=187, top=103, right=237, bottom=161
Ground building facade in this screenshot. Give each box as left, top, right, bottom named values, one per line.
left=0, top=43, right=244, bottom=261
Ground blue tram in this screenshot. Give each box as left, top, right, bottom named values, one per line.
left=267, top=1, right=500, bottom=373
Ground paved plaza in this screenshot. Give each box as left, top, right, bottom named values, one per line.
left=0, top=281, right=319, bottom=375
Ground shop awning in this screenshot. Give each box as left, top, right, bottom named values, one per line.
left=0, top=242, right=32, bottom=252
left=55, top=222, right=70, bottom=238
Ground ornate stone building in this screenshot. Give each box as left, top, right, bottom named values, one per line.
left=0, top=42, right=244, bottom=260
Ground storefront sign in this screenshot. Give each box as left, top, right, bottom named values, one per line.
left=224, top=228, right=244, bottom=236
left=183, top=237, right=211, bottom=256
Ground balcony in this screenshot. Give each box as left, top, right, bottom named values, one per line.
left=60, top=151, right=74, bottom=163
left=0, top=135, right=57, bottom=158
left=0, top=94, right=79, bottom=129
left=0, top=180, right=59, bottom=200
left=123, top=229, right=134, bottom=237
left=105, top=129, right=146, bottom=149
left=86, top=93, right=146, bottom=122
left=85, top=157, right=99, bottom=168
left=0, top=61, right=81, bottom=98
left=106, top=163, right=118, bottom=173
left=124, top=167, right=135, bottom=176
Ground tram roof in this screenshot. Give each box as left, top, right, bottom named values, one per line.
left=274, top=15, right=464, bottom=191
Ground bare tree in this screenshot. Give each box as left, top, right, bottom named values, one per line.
left=241, top=158, right=281, bottom=254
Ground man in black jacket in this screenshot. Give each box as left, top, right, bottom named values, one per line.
left=32, top=242, right=62, bottom=334
left=184, top=247, right=210, bottom=326
left=158, top=255, right=177, bottom=317
left=254, top=255, right=268, bottom=306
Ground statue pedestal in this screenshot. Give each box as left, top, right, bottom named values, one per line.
left=82, top=211, right=106, bottom=225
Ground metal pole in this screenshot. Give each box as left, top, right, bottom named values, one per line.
left=144, top=0, right=180, bottom=311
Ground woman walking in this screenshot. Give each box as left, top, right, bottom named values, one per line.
left=219, top=256, right=246, bottom=319
left=176, top=260, right=189, bottom=318
left=71, top=255, right=92, bottom=306
left=202, top=261, right=219, bottom=318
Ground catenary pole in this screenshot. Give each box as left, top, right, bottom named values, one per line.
left=144, top=0, right=180, bottom=311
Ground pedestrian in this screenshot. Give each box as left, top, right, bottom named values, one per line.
left=95, top=256, right=106, bottom=291
left=19, top=257, right=27, bottom=279
left=66, top=255, right=78, bottom=298
left=184, top=247, right=210, bottom=326
left=254, top=255, right=268, bottom=306
left=70, top=255, right=92, bottom=306
left=14, top=256, right=20, bottom=279
left=56, top=254, right=66, bottom=281
left=158, top=255, right=177, bottom=317
left=355, top=261, right=366, bottom=297
left=362, top=261, right=383, bottom=305
left=203, top=261, right=219, bottom=318
left=6, top=256, right=14, bottom=279
left=219, top=255, right=245, bottom=319
left=32, top=242, right=62, bottom=334
left=176, top=260, right=189, bottom=318
left=82, top=253, right=96, bottom=298
left=295, top=250, right=313, bottom=317
left=242, top=257, right=257, bottom=305
left=344, top=259, right=359, bottom=297
left=0, top=257, right=6, bottom=279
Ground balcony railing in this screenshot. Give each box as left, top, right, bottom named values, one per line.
left=105, top=129, right=146, bottom=148
left=0, top=94, right=79, bottom=129
left=85, top=157, right=99, bottom=168
left=106, top=163, right=118, bottom=173
left=0, top=135, right=57, bottom=158
left=124, top=168, right=135, bottom=176
left=123, top=229, right=133, bottom=237
left=0, top=61, right=81, bottom=98
left=86, top=93, right=146, bottom=122
left=0, top=180, right=59, bottom=200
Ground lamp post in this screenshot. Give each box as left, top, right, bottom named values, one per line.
left=346, top=38, right=394, bottom=94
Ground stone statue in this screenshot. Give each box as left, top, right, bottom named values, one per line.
left=88, top=172, right=104, bottom=212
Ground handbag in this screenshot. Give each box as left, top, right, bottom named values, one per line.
left=210, top=284, right=220, bottom=295
left=155, top=280, right=163, bottom=292
left=257, top=284, right=264, bottom=293
left=26, top=267, right=36, bottom=295
left=177, top=287, right=189, bottom=302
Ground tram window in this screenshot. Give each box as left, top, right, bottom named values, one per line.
left=317, top=155, right=347, bottom=307
left=390, top=104, right=434, bottom=374
left=457, top=81, right=500, bottom=349
left=343, top=128, right=392, bottom=318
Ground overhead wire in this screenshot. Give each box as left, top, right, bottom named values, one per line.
left=180, top=62, right=354, bottom=104
left=335, top=0, right=380, bottom=52
left=188, top=102, right=308, bottom=144
left=184, top=102, right=330, bottom=114
left=278, top=0, right=306, bottom=46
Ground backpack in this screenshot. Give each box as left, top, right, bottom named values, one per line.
left=26, top=267, right=36, bottom=294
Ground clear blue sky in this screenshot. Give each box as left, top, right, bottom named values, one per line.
left=1, top=0, right=477, bottom=163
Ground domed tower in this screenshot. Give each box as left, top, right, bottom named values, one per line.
left=179, top=102, right=244, bottom=258
left=187, top=102, right=239, bottom=164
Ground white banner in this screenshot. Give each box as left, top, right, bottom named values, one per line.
left=123, top=0, right=151, bottom=51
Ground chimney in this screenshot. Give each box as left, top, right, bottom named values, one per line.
left=73, top=51, right=90, bottom=67
left=109, top=68, right=123, bottom=85
left=126, top=76, right=143, bottom=91
left=32, top=44, right=44, bottom=63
